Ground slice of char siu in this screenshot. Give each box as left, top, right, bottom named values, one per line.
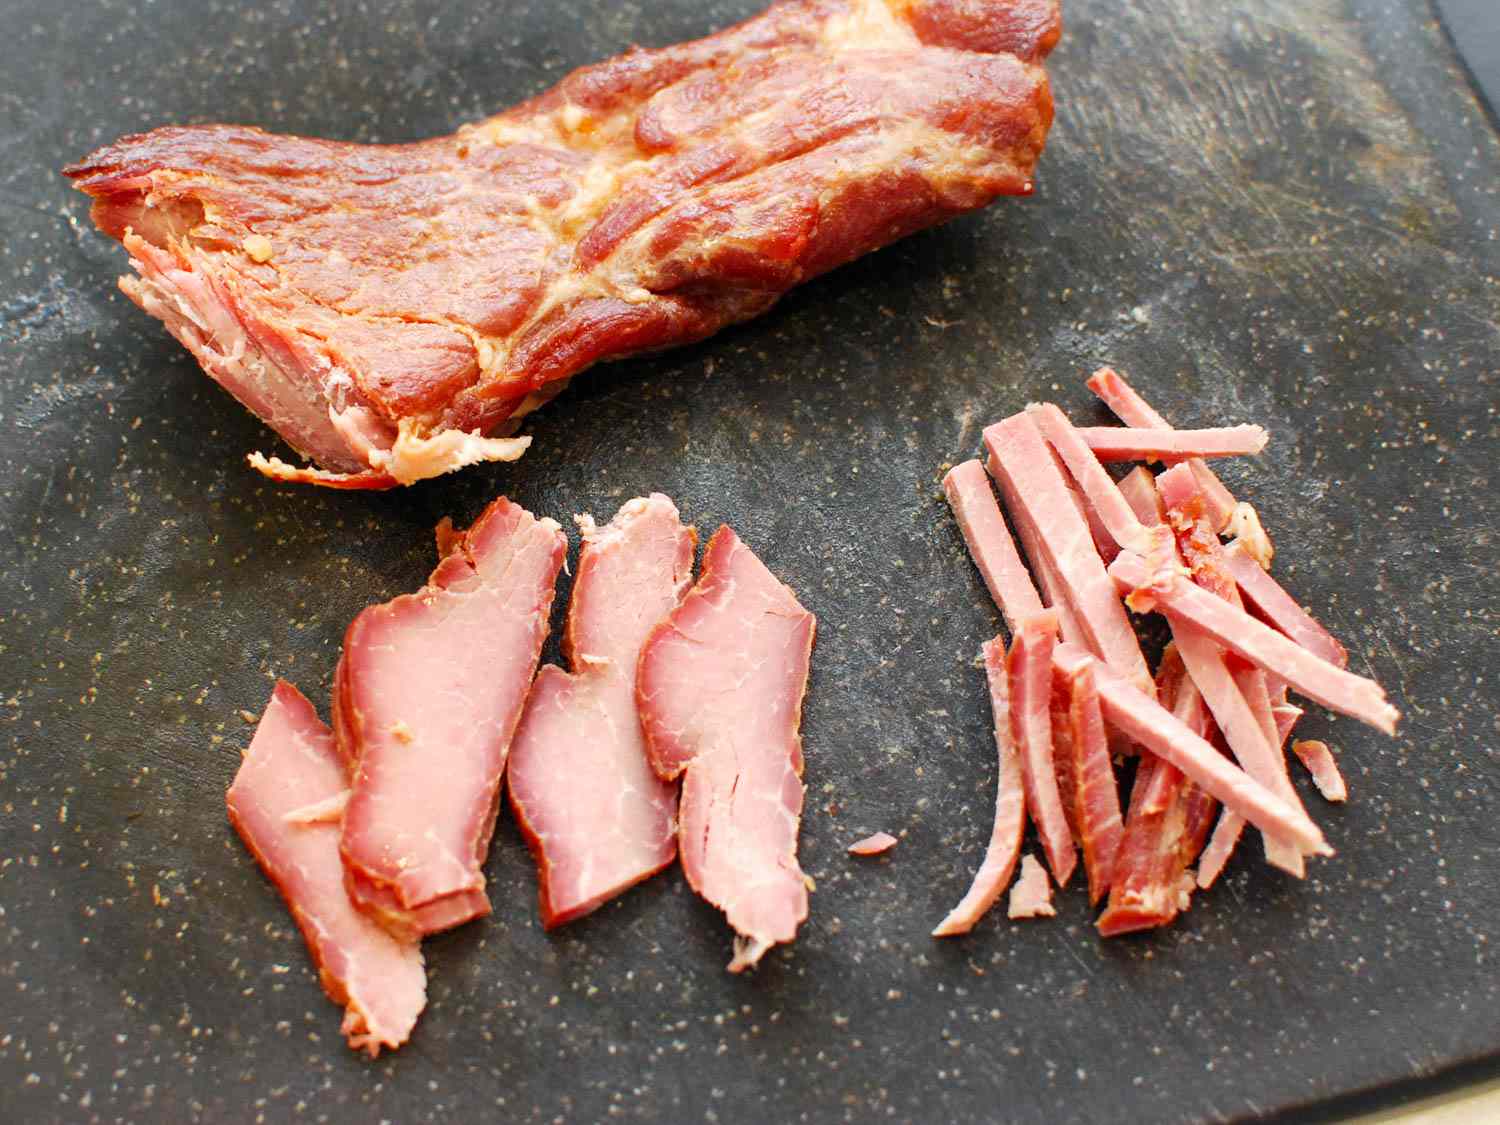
left=932, top=636, right=1026, bottom=937
left=636, top=526, right=816, bottom=972
left=227, top=682, right=426, bottom=1055
left=507, top=495, right=695, bottom=929
left=336, top=497, right=566, bottom=938
left=64, top=0, right=1060, bottom=488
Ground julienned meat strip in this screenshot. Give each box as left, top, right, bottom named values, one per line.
left=1008, top=611, right=1077, bottom=886
left=1084, top=367, right=1238, bottom=531
left=1294, top=741, right=1349, bottom=802
left=1061, top=661, right=1125, bottom=904
left=227, top=682, right=426, bottom=1055
left=985, top=414, right=1153, bottom=692
left=506, top=495, right=695, bottom=929
left=1221, top=542, right=1349, bottom=668
left=1109, top=552, right=1400, bottom=734
left=336, top=498, right=566, bottom=938
left=942, top=460, right=1044, bottom=633
left=1053, top=643, right=1329, bottom=855
left=636, top=527, right=816, bottom=972
left=1096, top=665, right=1215, bottom=937
left=1026, top=402, right=1172, bottom=561
left=1075, top=425, right=1269, bottom=462
left=64, top=0, right=1060, bottom=488
left=933, top=637, right=1027, bottom=937
left=1155, top=463, right=1312, bottom=874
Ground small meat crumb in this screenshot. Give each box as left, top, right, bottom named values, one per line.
left=1294, top=740, right=1349, bottom=802
left=1007, top=855, right=1055, bottom=920
left=242, top=234, right=274, bottom=263
left=1227, top=502, right=1274, bottom=569
left=390, top=720, right=414, bottom=744
left=847, top=832, right=898, bottom=857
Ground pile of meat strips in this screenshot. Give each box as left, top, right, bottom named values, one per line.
left=228, top=498, right=815, bottom=1055
left=933, top=369, right=1395, bottom=935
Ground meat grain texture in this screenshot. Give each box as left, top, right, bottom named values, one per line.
left=637, top=527, right=817, bottom=972
left=63, top=0, right=1059, bottom=486
left=507, top=495, right=696, bottom=928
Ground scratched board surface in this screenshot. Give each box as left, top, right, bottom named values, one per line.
left=1, top=1, right=1497, bottom=1122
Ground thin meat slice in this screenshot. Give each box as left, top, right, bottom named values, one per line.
left=985, top=414, right=1152, bottom=692
left=1062, top=662, right=1124, bottom=903
left=1007, top=854, right=1056, bottom=919
left=848, top=832, right=899, bottom=857
left=1052, top=643, right=1328, bottom=855
left=1085, top=367, right=1238, bottom=531
left=1222, top=542, right=1349, bottom=668
left=942, top=459, right=1044, bottom=632
left=637, top=527, right=816, bottom=972
left=337, top=497, right=566, bottom=938
left=67, top=1, right=1060, bottom=487
left=1109, top=551, right=1399, bottom=734
left=227, top=682, right=426, bottom=1055
left=933, top=637, right=1027, bottom=937
left=1009, top=612, right=1077, bottom=887
left=507, top=495, right=695, bottom=929
left=1294, top=741, right=1349, bottom=802
left=1075, top=425, right=1268, bottom=462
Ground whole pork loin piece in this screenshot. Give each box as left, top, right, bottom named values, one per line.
left=64, top=0, right=1060, bottom=487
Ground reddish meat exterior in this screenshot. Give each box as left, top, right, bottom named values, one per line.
left=1062, top=663, right=1124, bottom=904
left=637, top=526, right=816, bottom=972
left=848, top=832, right=900, bottom=856
left=226, top=682, right=425, bottom=1055
left=64, top=0, right=1060, bottom=487
left=507, top=495, right=695, bottom=928
left=337, top=497, right=566, bottom=938
left=933, top=637, right=1027, bottom=936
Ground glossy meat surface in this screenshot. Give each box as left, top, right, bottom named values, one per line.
left=65, top=0, right=1059, bottom=486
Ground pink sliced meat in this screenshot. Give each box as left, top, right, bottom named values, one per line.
left=1156, top=463, right=1313, bottom=874
left=637, top=526, right=816, bottom=972
left=1007, top=854, right=1056, bottom=919
left=933, top=636, right=1027, bottom=937
left=337, top=497, right=566, bottom=938
left=1062, top=661, right=1124, bottom=904
left=1109, top=551, right=1399, bottom=734
left=1075, top=425, right=1268, bottom=462
left=1085, top=367, right=1238, bottom=530
left=1026, top=402, right=1167, bottom=559
left=1008, top=611, right=1077, bottom=887
left=985, top=413, right=1152, bottom=693
left=507, top=495, right=695, bottom=929
left=227, top=682, right=426, bottom=1056
left=1052, top=643, right=1328, bottom=855
left=942, top=459, right=1045, bottom=633
left=848, top=832, right=899, bottom=857
left=1222, top=542, right=1349, bottom=668
left=1294, top=741, right=1349, bottom=802
left=1118, top=466, right=1166, bottom=526
left=1096, top=672, right=1213, bottom=937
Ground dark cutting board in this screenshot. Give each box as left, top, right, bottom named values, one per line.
left=2, top=1, right=1496, bottom=1122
